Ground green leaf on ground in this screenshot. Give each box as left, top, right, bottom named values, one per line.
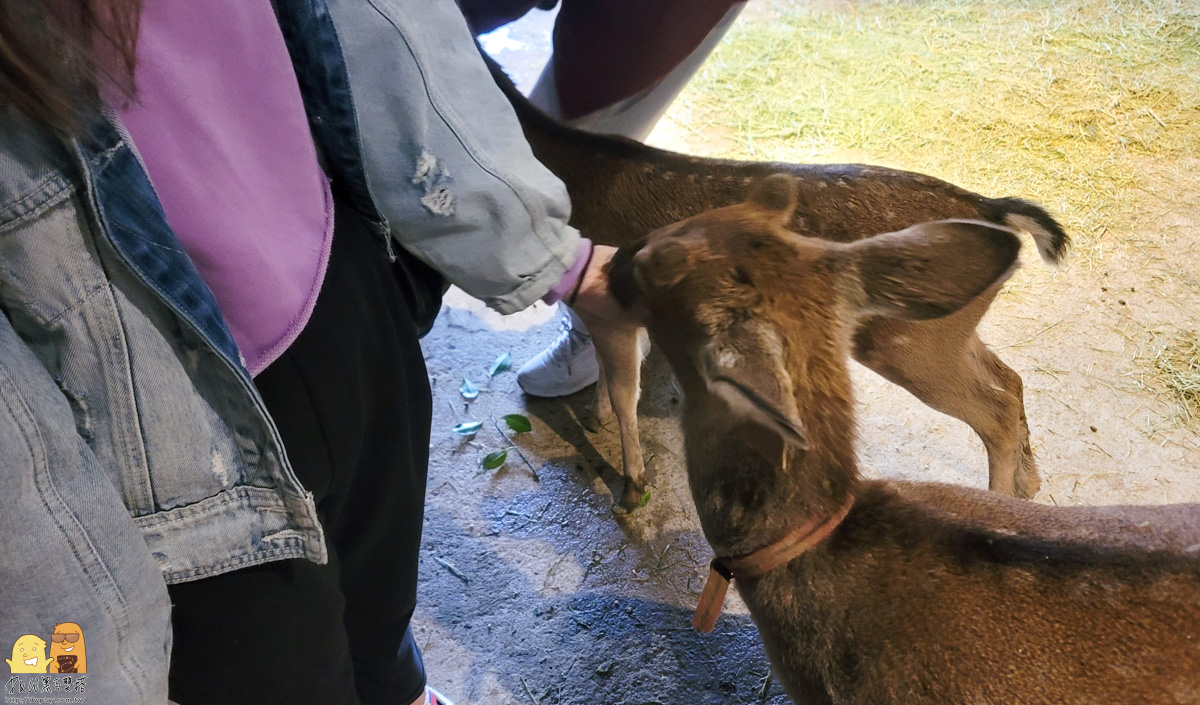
left=501, top=413, right=532, bottom=433
left=482, top=449, right=508, bottom=469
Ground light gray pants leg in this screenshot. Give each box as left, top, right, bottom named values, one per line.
left=528, top=2, right=747, bottom=141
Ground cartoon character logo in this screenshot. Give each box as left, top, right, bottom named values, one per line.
left=47, top=622, right=86, bottom=674
left=6, top=635, right=49, bottom=673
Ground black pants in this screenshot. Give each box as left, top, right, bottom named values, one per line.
left=168, top=203, right=434, bottom=705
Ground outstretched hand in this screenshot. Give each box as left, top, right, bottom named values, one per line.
left=569, top=245, right=641, bottom=325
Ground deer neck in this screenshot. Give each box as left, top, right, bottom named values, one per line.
left=490, top=64, right=629, bottom=189
left=490, top=60, right=773, bottom=247
left=683, top=369, right=861, bottom=558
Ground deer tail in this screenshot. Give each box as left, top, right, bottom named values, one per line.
left=988, top=197, right=1069, bottom=265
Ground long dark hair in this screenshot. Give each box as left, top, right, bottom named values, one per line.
left=0, top=0, right=141, bottom=134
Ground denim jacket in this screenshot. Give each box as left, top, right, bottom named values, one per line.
left=0, top=1, right=578, bottom=698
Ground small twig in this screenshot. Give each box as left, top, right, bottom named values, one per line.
left=434, top=556, right=470, bottom=584
left=1087, top=441, right=1115, bottom=459
left=758, top=671, right=772, bottom=700
left=521, top=676, right=541, bottom=705
left=544, top=553, right=570, bottom=589
left=1147, top=107, right=1167, bottom=128
left=996, top=318, right=1066, bottom=349
left=492, top=417, right=540, bottom=481
left=655, top=544, right=672, bottom=571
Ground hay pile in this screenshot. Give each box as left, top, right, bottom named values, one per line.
left=678, top=0, right=1200, bottom=431
left=681, top=0, right=1200, bottom=248
left=1142, top=330, right=1200, bottom=429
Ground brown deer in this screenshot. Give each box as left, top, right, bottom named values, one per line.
left=608, top=173, right=1200, bottom=704
left=487, top=58, right=1068, bottom=512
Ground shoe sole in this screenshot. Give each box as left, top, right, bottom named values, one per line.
left=518, top=374, right=599, bottom=399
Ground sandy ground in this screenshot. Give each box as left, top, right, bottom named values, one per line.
left=413, top=4, right=1200, bottom=703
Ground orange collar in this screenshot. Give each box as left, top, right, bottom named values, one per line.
left=692, top=495, right=855, bottom=633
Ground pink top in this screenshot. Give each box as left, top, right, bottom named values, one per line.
left=542, top=238, right=593, bottom=304
left=119, top=0, right=592, bottom=376
left=118, top=0, right=334, bottom=376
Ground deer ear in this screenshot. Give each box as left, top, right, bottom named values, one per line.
left=607, top=238, right=648, bottom=309
left=700, top=322, right=809, bottom=458
left=842, top=219, right=1021, bottom=320
left=607, top=235, right=692, bottom=309
left=626, top=236, right=695, bottom=298
left=745, top=174, right=799, bottom=227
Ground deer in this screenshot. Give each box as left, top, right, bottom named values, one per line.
left=606, top=172, right=1200, bottom=704
left=486, top=57, right=1068, bottom=513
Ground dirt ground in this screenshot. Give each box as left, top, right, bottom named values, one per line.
left=413, top=3, right=1200, bottom=703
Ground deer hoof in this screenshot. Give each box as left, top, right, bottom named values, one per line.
left=613, top=481, right=646, bottom=515
left=582, top=413, right=605, bottom=433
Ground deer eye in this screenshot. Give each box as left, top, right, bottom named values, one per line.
left=731, top=266, right=753, bottom=287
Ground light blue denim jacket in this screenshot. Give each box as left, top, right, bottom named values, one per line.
left=0, top=1, right=578, bottom=700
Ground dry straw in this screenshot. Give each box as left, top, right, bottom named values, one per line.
left=680, top=0, right=1200, bottom=255
left=1140, top=330, right=1200, bottom=431
left=678, top=0, right=1200, bottom=431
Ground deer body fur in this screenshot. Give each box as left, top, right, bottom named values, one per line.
left=745, top=481, right=1200, bottom=704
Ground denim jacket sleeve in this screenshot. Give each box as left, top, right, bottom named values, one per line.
left=325, top=0, right=582, bottom=315
left=0, top=312, right=172, bottom=702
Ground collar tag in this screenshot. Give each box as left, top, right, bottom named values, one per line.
left=692, top=562, right=732, bottom=633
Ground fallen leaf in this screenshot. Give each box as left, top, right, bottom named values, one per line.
left=452, top=421, right=483, bottom=436
left=460, top=378, right=479, bottom=400
left=488, top=351, right=512, bottom=377
left=482, top=449, right=508, bottom=469
left=502, top=413, right=532, bottom=433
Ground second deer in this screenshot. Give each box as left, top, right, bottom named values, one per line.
left=489, top=59, right=1067, bottom=512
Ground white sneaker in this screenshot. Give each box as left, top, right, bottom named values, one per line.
left=517, top=308, right=600, bottom=397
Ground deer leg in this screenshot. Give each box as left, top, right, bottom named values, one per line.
left=968, top=337, right=1040, bottom=498
left=852, top=303, right=1040, bottom=499
left=582, top=351, right=612, bottom=433
left=585, top=319, right=647, bottom=513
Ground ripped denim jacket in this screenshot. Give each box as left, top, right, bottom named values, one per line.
left=0, top=1, right=578, bottom=700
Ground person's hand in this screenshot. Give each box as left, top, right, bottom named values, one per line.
left=569, top=245, right=640, bottom=325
